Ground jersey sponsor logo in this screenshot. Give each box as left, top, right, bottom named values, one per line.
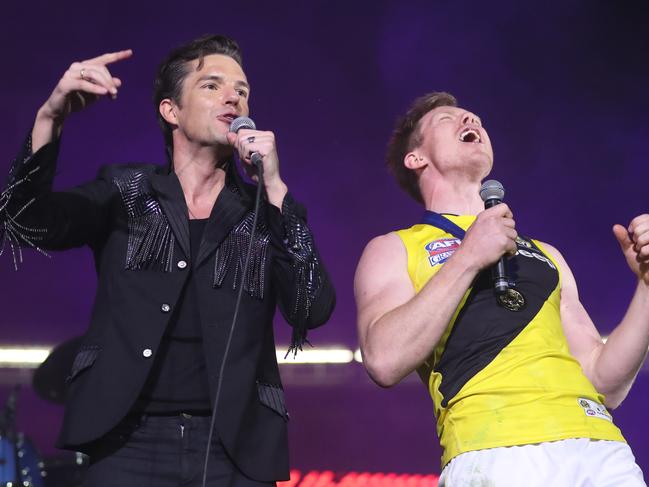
left=578, top=397, right=612, bottom=422
left=515, top=248, right=556, bottom=270
left=515, top=236, right=532, bottom=248
left=425, top=238, right=461, bottom=267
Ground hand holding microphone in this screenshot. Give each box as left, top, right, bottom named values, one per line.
left=228, top=116, right=287, bottom=208
left=229, top=116, right=264, bottom=170
left=460, top=181, right=516, bottom=273
left=478, top=180, right=526, bottom=310
left=228, top=117, right=281, bottom=180
left=480, top=180, right=510, bottom=294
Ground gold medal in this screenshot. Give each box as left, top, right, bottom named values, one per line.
left=497, top=288, right=526, bottom=311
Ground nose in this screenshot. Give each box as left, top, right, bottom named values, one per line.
left=223, top=85, right=240, bottom=106
left=461, top=111, right=480, bottom=125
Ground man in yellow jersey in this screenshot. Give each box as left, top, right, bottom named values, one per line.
left=354, top=92, right=649, bottom=486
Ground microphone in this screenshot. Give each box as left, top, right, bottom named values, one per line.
left=480, top=179, right=509, bottom=295
left=229, top=116, right=263, bottom=169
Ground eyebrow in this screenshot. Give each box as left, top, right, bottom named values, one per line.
left=424, top=110, right=454, bottom=127
left=434, top=109, right=482, bottom=124
left=196, top=75, right=250, bottom=91
left=434, top=109, right=457, bottom=118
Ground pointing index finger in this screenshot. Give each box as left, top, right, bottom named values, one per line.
left=83, top=49, right=133, bottom=66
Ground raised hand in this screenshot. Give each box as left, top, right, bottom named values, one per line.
left=31, top=50, right=132, bottom=152
left=614, top=214, right=649, bottom=285
left=39, top=50, right=133, bottom=121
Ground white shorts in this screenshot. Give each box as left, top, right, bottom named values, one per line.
left=439, top=439, right=646, bottom=487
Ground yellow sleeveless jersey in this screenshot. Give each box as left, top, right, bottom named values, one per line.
left=396, top=215, right=624, bottom=469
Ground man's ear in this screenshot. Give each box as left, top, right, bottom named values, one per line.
left=404, top=152, right=427, bottom=170
left=159, top=99, right=178, bottom=125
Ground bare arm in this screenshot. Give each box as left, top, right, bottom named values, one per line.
left=354, top=204, right=517, bottom=387
left=543, top=214, right=649, bottom=408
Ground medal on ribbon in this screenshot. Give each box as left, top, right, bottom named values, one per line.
left=421, top=211, right=526, bottom=312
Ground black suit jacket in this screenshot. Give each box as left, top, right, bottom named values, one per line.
left=2, top=136, right=335, bottom=481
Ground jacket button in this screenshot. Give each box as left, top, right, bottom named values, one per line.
left=161, top=304, right=171, bottom=313
left=177, top=260, right=188, bottom=269
left=142, top=348, right=153, bottom=358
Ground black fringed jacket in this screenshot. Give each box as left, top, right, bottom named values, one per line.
left=0, top=135, right=335, bottom=482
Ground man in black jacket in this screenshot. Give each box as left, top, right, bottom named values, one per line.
left=1, top=34, right=335, bottom=486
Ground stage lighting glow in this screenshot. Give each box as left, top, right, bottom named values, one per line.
left=0, top=345, right=360, bottom=368
left=277, top=470, right=440, bottom=487
left=276, top=348, right=354, bottom=364
left=354, top=348, right=363, bottom=362
left=0, top=347, right=52, bottom=367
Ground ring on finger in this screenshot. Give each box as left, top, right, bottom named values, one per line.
left=80, top=68, right=87, bottom=81
left=247, top=136, right=255, bottom=144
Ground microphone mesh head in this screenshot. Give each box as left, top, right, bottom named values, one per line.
left=480, top=179, right=505, bottom=202
left=229, top=116, right=256, bottom=133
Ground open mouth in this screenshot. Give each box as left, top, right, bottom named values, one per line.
left=459, top=128, right=482, bottom=143
left=218, top=113, right=237, bottom=124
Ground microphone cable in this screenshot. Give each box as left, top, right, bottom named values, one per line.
left=201, top=159, right=264, bottom=487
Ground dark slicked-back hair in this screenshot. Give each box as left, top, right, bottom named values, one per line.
left=386, top=91, right=457, bottom=203
left=153, top=34, right=243, bottom=156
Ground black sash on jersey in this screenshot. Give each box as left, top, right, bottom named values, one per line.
left=417, top=212, right=559, bottom=407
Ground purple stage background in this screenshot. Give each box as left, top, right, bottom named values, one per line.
left=2, top=0, right=649, bottom=475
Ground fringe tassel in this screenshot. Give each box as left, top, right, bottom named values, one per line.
left=1, top=156, right=49, bottom=270
left=284, top=261, right=318, bottom=357
left=213, top=211, right=269, bottom=300
left=114, top=170, right=175, bottom=272
left=282, top=198, right=322, bottom=357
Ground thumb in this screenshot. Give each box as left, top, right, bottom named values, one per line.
left=226, top=132, right=238, bottom=146
left=613, top=224, right=633, bottom=252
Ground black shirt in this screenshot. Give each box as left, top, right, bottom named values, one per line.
left=135, top=218, right=211, bottom=414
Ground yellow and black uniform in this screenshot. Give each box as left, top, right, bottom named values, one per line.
left=396, top=215, right=625, bottom=469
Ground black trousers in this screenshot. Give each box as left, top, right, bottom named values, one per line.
left=83, top=413, right=276, bottom=487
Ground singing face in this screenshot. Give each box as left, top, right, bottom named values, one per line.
left=417, top=105, right=494, bottom=179
left=171, top=53, right=251, bottom=148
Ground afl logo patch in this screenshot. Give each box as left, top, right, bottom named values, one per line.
left=425, top=238, right=461, bottom=267
left=577, top=397, right=613, bottom=422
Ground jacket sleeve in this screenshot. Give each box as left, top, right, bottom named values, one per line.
left=266, top=193, right=336, bottom=355
left=1, top=133, right=113, bottom=268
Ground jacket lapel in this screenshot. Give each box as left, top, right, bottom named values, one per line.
left=195, top=162, right=254, bottom=267
left=150, top=171, right=191, bottom=258
left=195, top=187, right=249, bottom=267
